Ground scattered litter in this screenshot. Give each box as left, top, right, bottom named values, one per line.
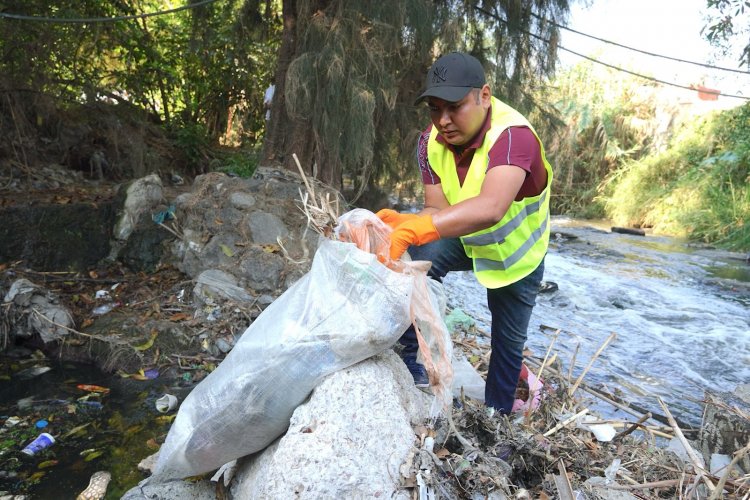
left=15, top=366, right=52, bottom=379
left=155, top=394, right=178, bottom=413
left=92, top=303, right=115, bottom=316
left=21, top=432, right=55, bottom=456
left=577, top=414, right=617, bottom=442
left=76, top=385, right=110, bottom=395
left=4, top=416, right=21, bottom=427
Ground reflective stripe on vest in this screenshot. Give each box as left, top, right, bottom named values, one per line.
left=474, top=212, right=549, bottom=271
left=426, top=96, right=553, bottom=288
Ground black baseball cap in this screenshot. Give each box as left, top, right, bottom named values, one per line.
left=414, top=52, right=486, bottom=105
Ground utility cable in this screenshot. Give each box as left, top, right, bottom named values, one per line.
left=526, top=9, right=750, bottom=76
left=0, top=0, right=220, bottom=23
left=474, top=5, right=749, bottom=100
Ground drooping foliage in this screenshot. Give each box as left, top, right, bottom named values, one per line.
left=0, top=0, right=279, bottom=143
left=264, top=0, right=572, bottom=196
left=1, top=0, right=572, bottom=191
left=704, top=0, right=750, bottom=69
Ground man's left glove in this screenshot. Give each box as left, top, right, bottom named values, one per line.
left=389, top=214, right=440, bottom=261
left=375, top=209, right=419, bottom=229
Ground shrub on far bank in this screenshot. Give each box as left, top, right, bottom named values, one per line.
left=601, top=102, right=749, bottom=251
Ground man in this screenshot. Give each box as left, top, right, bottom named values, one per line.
left=377, top=52, right=552, bottom=414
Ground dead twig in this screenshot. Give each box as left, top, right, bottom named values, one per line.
left=543, top=408, right=589, bottom=437
left=553, top=459, right=576, bottom=500
left=613, top=412, right=652, bottom=442
left=569, top=332, right=616, bottom=396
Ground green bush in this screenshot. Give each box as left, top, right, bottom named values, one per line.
left=601, top=102, right=750, bottom=250
left=217, top=150, right=259, bottom=178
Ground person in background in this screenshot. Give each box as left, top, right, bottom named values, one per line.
left=377, top=52, right=553, bottom=415
left=263, top=83, right=275, bottom=122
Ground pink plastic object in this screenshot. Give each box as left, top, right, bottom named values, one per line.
left=511, top=363, right=543, bottom=413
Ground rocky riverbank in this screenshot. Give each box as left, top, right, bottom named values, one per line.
left=1, top=167, right=748, bottom=498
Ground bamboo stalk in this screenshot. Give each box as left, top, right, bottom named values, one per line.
left=543, top=408, right=589, bottom=437
left=569, top=332, right=616, bottom=396
left=658, top=398, right=716, bottom=496
left=613, top=412, right=652, bottom=441
left=554, top=459, right=576, bottom=500
left=567, top=342, right=580, bottom=387
left=708, top=439, right=750, bottom=500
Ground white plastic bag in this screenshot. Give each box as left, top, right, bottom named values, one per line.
left=153, top=236, right=414, bottom=480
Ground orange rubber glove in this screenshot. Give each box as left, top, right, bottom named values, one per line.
left=375, top=209, right=419, bottom=230
left=389, top=214, right=441, bottom=261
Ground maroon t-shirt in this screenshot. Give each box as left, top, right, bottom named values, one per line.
left=417, top=105, right=547, bottom=201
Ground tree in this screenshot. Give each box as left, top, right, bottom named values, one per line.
left=704, top=0, right=750, bottom=69
left=262, top=0, right=572, bottom=196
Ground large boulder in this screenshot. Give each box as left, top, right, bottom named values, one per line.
left=230, top=350, right=431, bottom=499
left=123, top=350, right=431, bottom=499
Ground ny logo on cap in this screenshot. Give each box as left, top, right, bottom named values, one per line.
left=432, top=65, right=447, bottom=83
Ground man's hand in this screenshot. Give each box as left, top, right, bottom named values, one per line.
left=389, top=215, right=440, bottom=260
left=375, top=209, right=419, bottom=230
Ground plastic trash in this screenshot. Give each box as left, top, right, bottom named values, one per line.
left=511, top=364, right=543, bottom=413
left=604, top=457, right=621, bottom=484
left=577, top=415, right=617, bottom=442
left=4, top=416, right=21, bottom=427
left=155, top=394, right=178, bottom=413
left=77, top=384, right=110, bottom=395
left=35, top=420, right=48, bottom=429
left=444, top=308, right=475, bottom=333
left=153, top=209, right=452, bottom=481
left=21, top=432, right=55, bottom=456
left=92, top=303, right=115, bottom=315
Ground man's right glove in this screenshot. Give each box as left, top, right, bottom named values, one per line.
left=375, top=209, right=419, bottom=230
left=389, top=214, right=440, bottom=261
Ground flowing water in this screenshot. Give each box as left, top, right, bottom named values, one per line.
left=444, top=216, right=750, bottom=427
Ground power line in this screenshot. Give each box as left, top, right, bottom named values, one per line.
left=561, top=45, right=747, bottom=100
left=473, top=6, right=749, bottom=101
left=527, top=10, right=750, bottom=76
left=0, top=0, right=220, bottom=23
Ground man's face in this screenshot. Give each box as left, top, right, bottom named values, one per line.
left=427, top=85, right=490, bottom=146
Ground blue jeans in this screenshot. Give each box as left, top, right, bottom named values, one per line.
left=399, top=237, right=545, bottom=414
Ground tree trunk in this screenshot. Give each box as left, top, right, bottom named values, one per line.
left=262, top=0, right=314, bottom=178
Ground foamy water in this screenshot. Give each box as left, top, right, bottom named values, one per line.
left=444, top=217, right=750, bottom=425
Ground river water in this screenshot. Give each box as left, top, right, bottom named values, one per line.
left=444, top=216, right=750, bottom=426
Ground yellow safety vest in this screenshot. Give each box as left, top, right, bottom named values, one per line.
left=427, top=96, right=553, bottom=288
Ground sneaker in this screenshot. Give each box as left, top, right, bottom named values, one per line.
left=402, top=356, right=429, bottom=388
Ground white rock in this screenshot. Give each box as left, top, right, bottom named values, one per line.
left=230, top=350, right=431, bottom=499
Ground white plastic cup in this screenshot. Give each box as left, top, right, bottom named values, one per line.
left=155, top=394, right=178, bottom=413
left=21, top=432, right=55, bottom=456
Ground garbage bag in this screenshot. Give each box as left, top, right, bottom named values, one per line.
left=153, top=235, right=414, bottom=480
left=336, top=209, right=453, bottom=416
